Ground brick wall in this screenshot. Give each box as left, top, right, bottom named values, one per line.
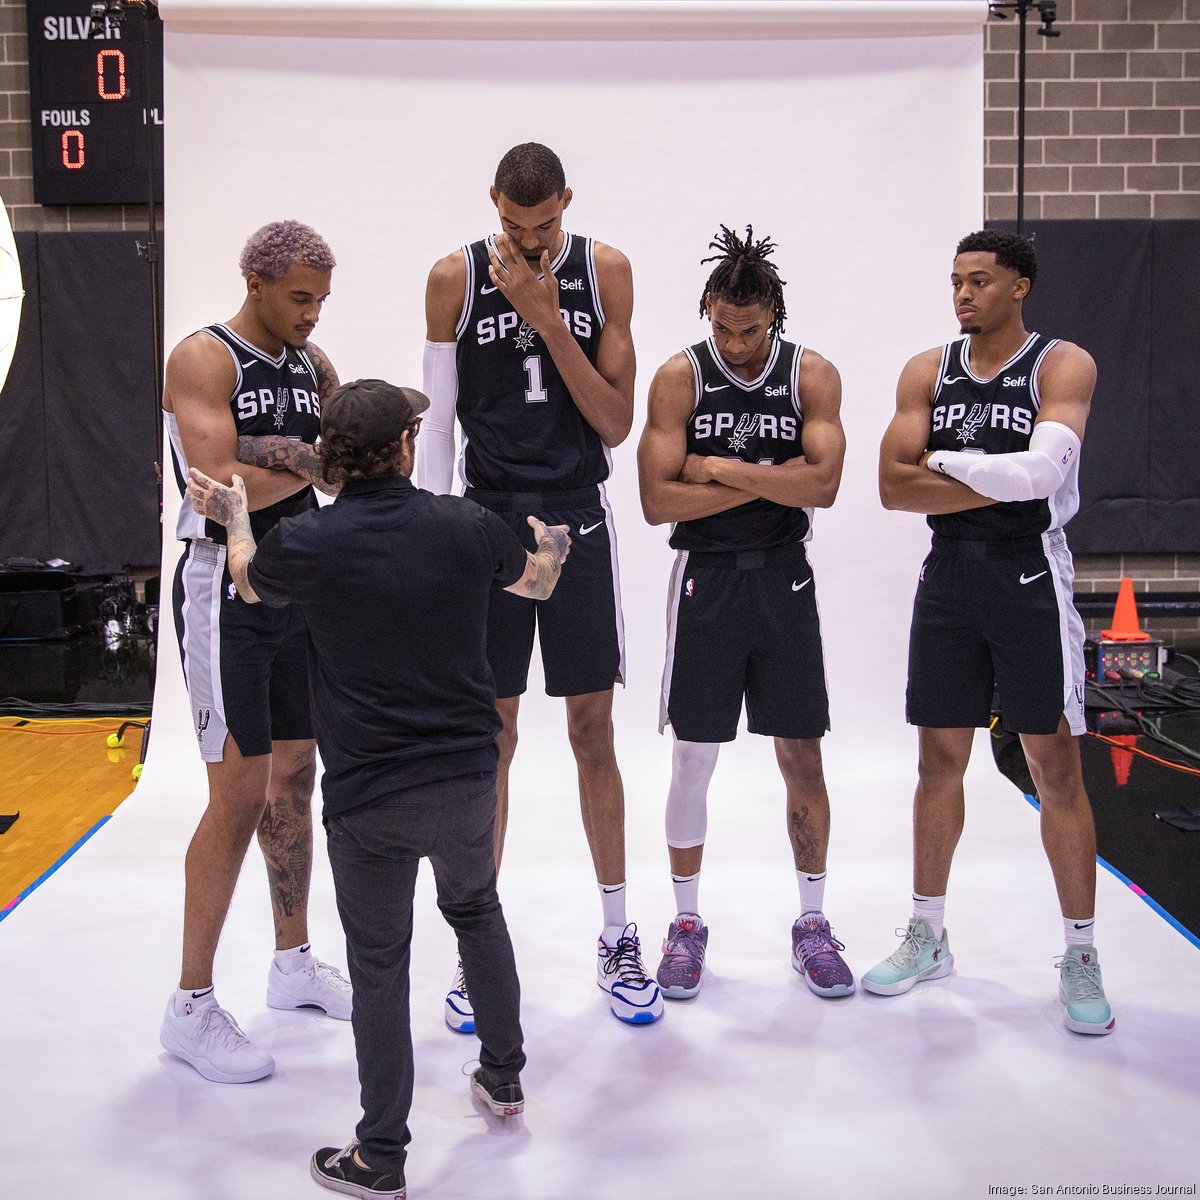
left=0, top=0, right=149, bottom=231
left=2, top=0, right=1198, bottom=606
left=985, top=0, right=1200, bottom=219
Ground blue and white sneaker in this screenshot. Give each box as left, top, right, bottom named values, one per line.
left=597, top=924, right=664, bottom=1025
left=861, top=917, right=953, bottom=996
left=1057, top=944, right=1115, bottom=1036
left=444, top=960, right=474, bottom=1034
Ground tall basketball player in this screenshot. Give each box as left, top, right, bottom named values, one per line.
left=866, top=228, right=1114, bottom=1035
left=637, top=226, right=853, bottom=1002
left=420, top=143, right=662, bottom=1027
left=160, top=220, right=353, bottom=1083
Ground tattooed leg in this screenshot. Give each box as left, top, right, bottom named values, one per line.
left=258, top=738, right=317, bottom=948
left=179, top=736, right=272, bottom=989
left=776, top=737, right=831, bottom=875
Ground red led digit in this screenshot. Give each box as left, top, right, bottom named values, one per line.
left=62, top=129, right=85, bottom=169
left=97, top=48, right=127, bottom=101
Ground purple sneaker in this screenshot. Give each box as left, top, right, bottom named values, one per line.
left=656, top=914, right=708, bottom=999
left=791, top=912, right=855, bottom=997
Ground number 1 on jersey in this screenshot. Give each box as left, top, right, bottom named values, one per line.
left=523, top=355, right=548, bottom=405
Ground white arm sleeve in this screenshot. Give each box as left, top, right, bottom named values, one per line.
left=926, top=420, right=1080, bottom=503
left=418, top=339, right=458, bottom=495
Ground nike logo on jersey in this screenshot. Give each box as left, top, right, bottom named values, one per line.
left=480, top=284, right=499, bottom=295
left=1020, top=571, right=1047, bottom=585
left=579, top=521, right=602, bottom=536
left=240, top=360, right=256, bottom=369
left=704, top=383, right=729, bottom=393
left=792, top=578, right=812, bottom=592
left=942, top=375, right=968, bottom=385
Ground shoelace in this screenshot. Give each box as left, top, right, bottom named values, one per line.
left=313, top=959, right=352, bottom=993
left=795, top=919, right=845, bottom=964
left=603, top=924, right=650, bottom=985
left=1057, top=955, right=1105, bottom=1001
left=452, top=960, right=469, bottom=998
left=661, top=924, right=704, bottom=971
left=323, top=1141, right=361, bottom=1170
left=884, top=924, right=925, bottom=969
left=197, top=1004, right=251, bottom=1050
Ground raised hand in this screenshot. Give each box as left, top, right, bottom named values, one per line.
left=487, top=234, right=560, bottom=334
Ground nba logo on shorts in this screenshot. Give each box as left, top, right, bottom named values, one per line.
left=227, top=581, right=237, bottom=601
left=685, top=578, right=694, bottom=598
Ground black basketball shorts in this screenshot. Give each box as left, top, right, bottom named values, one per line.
left=906, top=530, right=1086, bottom=736
left=466, top=485, right=625, bottom=699
left=659, top=542, right=830, bottom=744
left=172, top=539, right=313, bottom=762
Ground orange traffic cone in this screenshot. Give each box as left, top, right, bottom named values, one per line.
left=1109, top=734, right=1136, bottom=787
left=1101, top=577, right=1150, bottom=642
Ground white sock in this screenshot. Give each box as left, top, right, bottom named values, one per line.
left=797, top=870, right=827, bottom=916
left=174, top=985, right=215, bottom=1017
left=273, top=943, right=312, bottom=975
left=598, top=882, right=627, bottom=935
left=671, top=871, right=701, bottom=919
left=913, top=893, right=946, bottom=941
left=1064, top=916, right=1096, bottom=948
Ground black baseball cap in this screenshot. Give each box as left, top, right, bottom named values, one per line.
left=320, top=378, right=430, bottom=450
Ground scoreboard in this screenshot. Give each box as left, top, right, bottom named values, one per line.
left=25, top=0, right=164, bottom=206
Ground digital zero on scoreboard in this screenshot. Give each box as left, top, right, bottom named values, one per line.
left=25, top=0, right=164, bottom=206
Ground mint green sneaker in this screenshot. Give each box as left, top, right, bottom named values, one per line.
left=861, top=917, right=953, bottom=996
left=1057, top=945, right=1115, bottom=1036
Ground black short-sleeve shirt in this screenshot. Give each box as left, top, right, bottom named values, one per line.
left=247, top=475, right=527, bottom=818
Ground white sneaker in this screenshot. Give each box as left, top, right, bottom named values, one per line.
left=444, top=959, right=475, bottom=1034
left=596, top=924, right=664, bottom=1025
left=159, top=994, right=275, bottom=1084
left=266, top=954, right=353, bottom=1020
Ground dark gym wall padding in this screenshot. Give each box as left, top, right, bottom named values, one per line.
left=990, top=219, right=1199, bottom=555
left=0, top=232, right=161, bottom=571
left=0, top=234, right=51, bottom=558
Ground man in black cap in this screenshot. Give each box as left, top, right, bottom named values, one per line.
left=187, top=378, right=571, bottom=1200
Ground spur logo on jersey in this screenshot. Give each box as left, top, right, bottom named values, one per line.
left=475, top=309, right=593, bottom=346
left=956, top=403, right=990, bottom=445
left=692, top=411, right=798, bottom=444
left=235, top=387, right=319, bottom=422
left=932, top=400, right=1033, bottom=439
left=196, top=708, right=211, bottom=740
left=515, top=322, right=536, bottom=352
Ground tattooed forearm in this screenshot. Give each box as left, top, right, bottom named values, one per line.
left=226, top=510, right=261, bottom=604
left=237, top=434, right=340, bottom=495
left=522, top=542, right=564, bottom=600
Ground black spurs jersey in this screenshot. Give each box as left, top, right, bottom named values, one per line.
left=927, top=332, right=1079, bottom=541
left=168, top=323, right=323, bottom=544
left=670, top=337, right=812, bottom=552
left=454, top=232, right=607, bottom=492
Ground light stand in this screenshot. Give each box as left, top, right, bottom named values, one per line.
left=87, top=0, right=163, bottom=517
left=988, top=1, right=1061, bottom=233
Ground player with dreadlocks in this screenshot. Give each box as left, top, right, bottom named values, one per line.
left=636, top=225, right=852, bottom=1002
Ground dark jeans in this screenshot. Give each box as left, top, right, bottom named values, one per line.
left=325, top=770, right=525, bottom=1175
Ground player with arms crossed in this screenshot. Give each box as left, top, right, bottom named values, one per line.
left=160, top=220, right=352, bottom=1084
left=866, top=228, right=1114, bottom=1035
left=637, top=226, right=853, bottom=1001
left=421, top=143, right=661, bottom=1026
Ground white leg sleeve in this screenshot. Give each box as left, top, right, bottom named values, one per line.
left=418, top=339, right=458, bottom=495
left=665, top=738, right=721, bottom=849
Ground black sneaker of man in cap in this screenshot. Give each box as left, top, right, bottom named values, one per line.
left=186, top=378, right=568, bottom=1195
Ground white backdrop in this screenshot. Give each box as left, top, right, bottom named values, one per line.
left=152, top=1, right=985, bottom=780
left=11, top=8, right=1200, bottom=1200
